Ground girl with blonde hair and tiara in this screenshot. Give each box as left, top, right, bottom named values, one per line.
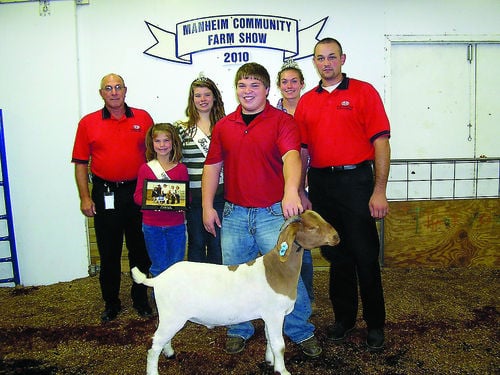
left=276, top=59, right=305, bottom=116
left=174, top=75, right=226, bottom=264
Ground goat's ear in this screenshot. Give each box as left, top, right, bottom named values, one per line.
left=277, top=223, right=299, bottom=263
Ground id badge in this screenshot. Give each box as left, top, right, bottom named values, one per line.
left=104, top=191, right=115, bottom=210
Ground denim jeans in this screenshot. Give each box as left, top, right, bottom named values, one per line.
left=142, top=223, right=186, bottom=277
left=301, top=250, right=314, bottom=303
left=221, top=202, right=315, bottom=343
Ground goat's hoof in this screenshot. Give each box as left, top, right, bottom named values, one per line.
left=162, top=351, right=175, bottom=359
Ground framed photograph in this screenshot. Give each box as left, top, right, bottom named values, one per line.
left=141, top=179, right=189, bottom=211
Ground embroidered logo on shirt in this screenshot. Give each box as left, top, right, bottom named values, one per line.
left=132, top=124, right=142, bottom=132
left=338, top=100, right=353, bottom=110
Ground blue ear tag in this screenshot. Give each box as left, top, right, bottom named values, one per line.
left=279, top=242, right=288, bottom=256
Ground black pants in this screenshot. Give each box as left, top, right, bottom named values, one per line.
left=308, top=164, right=386, bottom=329
left=92, top=179, right=151, bottom=309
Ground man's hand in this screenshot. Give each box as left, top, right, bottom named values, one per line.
left=282, top=190, right=303, bottom=219
left=80, top=196, right=96, bottom=217
left=203, top=207, right=221, bottom=237
left=299, top=189, right=312, bottom=211
left=369, top=191, right=389, bottom=219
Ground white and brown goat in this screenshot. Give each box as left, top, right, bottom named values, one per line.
left=131, top=210, right=339, bottom=375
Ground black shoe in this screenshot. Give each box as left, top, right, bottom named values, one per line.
left=101, top=306, right=121, bottom=322
left=367, top=328, right=385, bottom=351
left=134, top=303, right=153, bottom=318
left=326, top=322, right=355, bottom=342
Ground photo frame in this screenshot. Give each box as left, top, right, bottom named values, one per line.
left=141, top=179, right=189, bottom=211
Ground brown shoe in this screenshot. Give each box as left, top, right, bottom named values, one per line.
left=225, top=336, right=246, bottom=354
left=298, top=336, right=322, bottom=357
left=310, top=301, right=318, bottom=317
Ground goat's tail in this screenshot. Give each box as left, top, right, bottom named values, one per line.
left=131, top=267, right=155, bottom=288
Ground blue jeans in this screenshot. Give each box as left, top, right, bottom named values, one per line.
left=221, top=202, right=315, bottom=343
left=142, top=223, right=186, bottom=277
left=301, top=250, right=314, bottom=303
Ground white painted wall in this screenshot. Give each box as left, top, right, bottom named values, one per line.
left=0, top=1, right=87, bottom=286
left=0, top=0, right=498, bottom=285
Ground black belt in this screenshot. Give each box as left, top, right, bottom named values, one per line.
left=91, top=175, right=137, bottom=187
left=314, top=160, right=372, bottom=172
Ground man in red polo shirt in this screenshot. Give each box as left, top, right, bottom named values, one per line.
left=295, top=38, right=391, bottom=352
left=72, top=73, right=153, bottom=322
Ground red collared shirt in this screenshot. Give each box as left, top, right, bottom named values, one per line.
left=295, top=76, right=390, bottom=168
left=71, top=105, right=153, bottom=181
left=206, top=101, right=300, bottom=208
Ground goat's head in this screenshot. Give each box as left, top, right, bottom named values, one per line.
left=276, top=210, right=339, bottom=262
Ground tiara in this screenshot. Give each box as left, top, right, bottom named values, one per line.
left=193, top=72, right=209, bottom=83
left=280, top=59, right=300, bottom=71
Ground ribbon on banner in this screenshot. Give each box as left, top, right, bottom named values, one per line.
left=144, top=15, right=328, bottom=64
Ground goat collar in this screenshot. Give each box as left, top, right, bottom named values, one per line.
left=293, top=239, right=308, bottom=252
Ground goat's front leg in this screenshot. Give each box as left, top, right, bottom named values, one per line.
left=264, top=315, right=290, bottom=375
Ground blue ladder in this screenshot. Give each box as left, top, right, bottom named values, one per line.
left=0, top=109, right=20, bottom=285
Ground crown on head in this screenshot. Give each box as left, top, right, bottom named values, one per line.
left=193, top=72, right=209, bottom=83
left=280, top=59, right=300, bottom=71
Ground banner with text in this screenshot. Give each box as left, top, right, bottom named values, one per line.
left=144, top=14, right=328, bottom=64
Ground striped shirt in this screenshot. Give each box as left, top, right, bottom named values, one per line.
left=174, top=121, right=223, bottom=205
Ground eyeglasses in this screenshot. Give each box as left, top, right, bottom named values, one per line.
left=102, top=84, right=124, bottom=92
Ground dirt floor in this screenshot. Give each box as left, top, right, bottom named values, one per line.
left=0, top=267, right=498, bottom=375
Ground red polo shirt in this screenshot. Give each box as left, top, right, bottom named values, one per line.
left=295, top=75, right=390, bottom=167
left=205, top=101, right=300, bottom=208
left=71, top=105, right=153, bottom=181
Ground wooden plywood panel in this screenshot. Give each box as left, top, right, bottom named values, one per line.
left=311, top=247, right=328, bottom=269
left=384, top=199, right=500, bottom=267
